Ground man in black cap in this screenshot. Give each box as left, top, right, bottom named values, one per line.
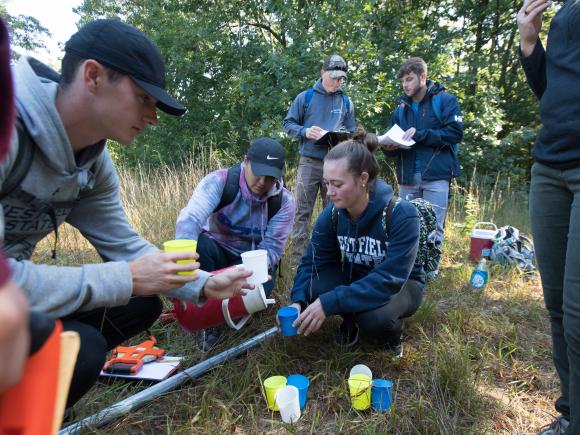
left=2, top=19, right=254, bottom=406
left=176, top=137, right=296, bottom=350
left=283, top=54, right=356, bottom=269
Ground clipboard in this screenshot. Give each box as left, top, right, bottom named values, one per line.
left=315, top=131, right=351, bottom=148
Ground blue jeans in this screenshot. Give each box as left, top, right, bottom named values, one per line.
left=399, top=173, right=449, bottom=247
left=530, top=162, right=580, bottom=431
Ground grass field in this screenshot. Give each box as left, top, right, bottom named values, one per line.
left=34, top=161, right=558, bottom=434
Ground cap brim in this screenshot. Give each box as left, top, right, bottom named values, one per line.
left=250, top=161, right=283, bottom=180
left=327, top=70, right=347, bottom=79
left=134, top=78, right=187, bottom=116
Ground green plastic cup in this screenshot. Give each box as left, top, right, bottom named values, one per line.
left=263, top=375, right=287, bottom=411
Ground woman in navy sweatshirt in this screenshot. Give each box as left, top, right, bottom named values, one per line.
left=518, top=1, right=580, bottom=433
left=288, top=129, right=425, bottom=354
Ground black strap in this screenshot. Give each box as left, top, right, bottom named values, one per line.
left=215, top=163, right=282, bottom=221
left=382, top=195, right=399, bottom=238
left=0, top=119, right=36, bottom=201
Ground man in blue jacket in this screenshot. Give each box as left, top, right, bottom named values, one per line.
left=283, top=54, right=356, bottom=268
left=381, top=57, right=463, bottom=276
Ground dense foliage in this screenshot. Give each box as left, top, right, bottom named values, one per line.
left=6, top=0, right=555, bottom=186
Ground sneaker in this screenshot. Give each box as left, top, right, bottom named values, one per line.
left=335, top=319, right=359, bottom=347
left=538, top=416, right=570, bottom=435
left=385, top=333, right=404, bottom=358
left=426, top=269, right=439, bottom=280
left=196, top=327, right=221, bottom=352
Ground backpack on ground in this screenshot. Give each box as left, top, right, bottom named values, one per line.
left=490, top=226, right=535, bottom=273
left=331, top=195, right=441, bottom=274
left=215, top=162, right=282, bottom=221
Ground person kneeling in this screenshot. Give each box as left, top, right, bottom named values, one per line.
left=176, top=137, right=296, bottom=350
left=287, top=129, right=425, bottom=355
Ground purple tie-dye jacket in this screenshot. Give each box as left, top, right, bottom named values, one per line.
left=175, top=163, right=296, bottom=268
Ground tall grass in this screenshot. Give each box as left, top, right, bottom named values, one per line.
left=32, top=159, right=557, bottom=434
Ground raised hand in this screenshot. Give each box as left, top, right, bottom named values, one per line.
left=517, top=0, right=552, bottom=57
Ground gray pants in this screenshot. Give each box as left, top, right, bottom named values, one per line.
left=530, top=162, right=580, bottom=431
left=288, top=156, right=328, bottom=267
left=399, top=172, right=450, bottom=247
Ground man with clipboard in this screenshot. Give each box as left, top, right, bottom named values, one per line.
left=283, top=54, right=356, bottom=268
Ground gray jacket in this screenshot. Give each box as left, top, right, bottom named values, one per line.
left=2, top=57, right=208, bottom=318
left=283, top=78, right=356, bottom=160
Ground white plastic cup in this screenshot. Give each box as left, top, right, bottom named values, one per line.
left=275, top=385, right=301, bottom=424
left=350, top=364, right=373, bottom=380
left=241, top=249, right=269, bottom=285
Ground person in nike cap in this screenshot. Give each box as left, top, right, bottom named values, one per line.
left=175, top=137, right=296, bottom=351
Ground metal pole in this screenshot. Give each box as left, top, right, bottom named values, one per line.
left=59, top=326, right=278, bottom=434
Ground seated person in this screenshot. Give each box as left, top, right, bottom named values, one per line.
left=286, top=129, right=425, bottom=355
left=176, top=137, right=296, bottom=349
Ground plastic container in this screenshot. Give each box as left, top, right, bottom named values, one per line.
left=469, top=222, right=497, bottom=261
left=469, top=258, right=489, bottom=289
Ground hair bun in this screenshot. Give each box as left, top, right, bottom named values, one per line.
left=352, top=126, right=378, bottom=153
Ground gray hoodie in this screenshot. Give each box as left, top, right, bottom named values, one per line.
left=1, top=57, right=208, bottom=318
left=283, top=78, right=356, bottom=160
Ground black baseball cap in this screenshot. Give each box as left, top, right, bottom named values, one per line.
left=65, top=19, right=186, bottom=116
left=322, top=54, right=348, bottom=79
left=247, top=137, right=285, bottom=180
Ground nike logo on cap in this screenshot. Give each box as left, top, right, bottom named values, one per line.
left=266, top=155, right=279, bottom=160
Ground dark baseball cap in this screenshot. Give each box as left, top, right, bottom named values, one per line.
left=247, top=137, right=285, bottom=180
left=65, top=19, right=186, bottom=116
left=322, top=54, right=348, bottom=79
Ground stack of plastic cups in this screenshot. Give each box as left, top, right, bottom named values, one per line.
left=348, top=364, right=372, bottom=411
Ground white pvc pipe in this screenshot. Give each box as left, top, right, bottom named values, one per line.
left=59, top=326, right=278, bottom=434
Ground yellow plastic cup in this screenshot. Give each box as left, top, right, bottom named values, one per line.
left=263, top=375, right=287, bottom=411
left=348, top=373, right=371, bottom=411
left=163, top=239, right=198, bottom=276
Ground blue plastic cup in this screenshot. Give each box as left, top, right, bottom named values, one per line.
left=278, top=306, right=299, bottom=336
left=286, top=374, right=310, bottom=409
left=371, top=379, right=393, bottom=412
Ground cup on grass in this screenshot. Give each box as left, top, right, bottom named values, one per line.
left=277, top=306, right=299, bottom=337
left=163, top=239, right=197, bottom=276
left=286, top=374, right=309, bottom=409
left=263, top=375, right=286, bottom=411
left=348, top=373, right=371, bottom=411
left=240, top=249, right=269, bottom=285
left=371, top=379, right=393, bottom=412
left=275, top=385, right=301, bottom=423
left=349, top=364, right=373, bottom=380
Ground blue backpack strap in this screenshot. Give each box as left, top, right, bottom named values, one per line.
left=304, top=88, right=314, bottom=114
left=431, top=93, right=443, bottom=125
left=304, top=88, right=350, bottom=114
left=341, top=93, right=350, bottom=112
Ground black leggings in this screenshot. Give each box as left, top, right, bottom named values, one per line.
left=197, top=232, right=277, bottom=296
left=61, top=296, right=162, bottom=407
left=306, top=266, right=424, bottom=344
